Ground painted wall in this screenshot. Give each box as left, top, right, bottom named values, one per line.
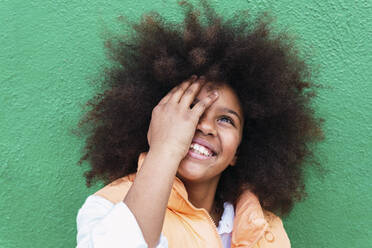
left=1, top=0, right=371, bottom=247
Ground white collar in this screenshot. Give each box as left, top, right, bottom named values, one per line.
left=217, top=202, right=234, bottom=234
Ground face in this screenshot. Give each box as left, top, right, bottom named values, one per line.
left=177, top=82, right=244, bottom=184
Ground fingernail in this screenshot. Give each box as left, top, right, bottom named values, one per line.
left=191, top=75, right=197, bottom=80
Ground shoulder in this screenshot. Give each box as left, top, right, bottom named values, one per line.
left=232, top=190, right=291, bottom=248
left=94, top=174, right=135, bottom=204
left=257, top=211, right=291, bottom=248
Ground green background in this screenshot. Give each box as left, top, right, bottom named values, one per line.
left=1, top=0, right=371, bottom=247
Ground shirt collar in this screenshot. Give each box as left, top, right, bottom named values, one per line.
left=217, top=202, right=235, bottom=234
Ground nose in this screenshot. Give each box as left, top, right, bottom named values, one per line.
left=196, top=113, right=217, bottom=136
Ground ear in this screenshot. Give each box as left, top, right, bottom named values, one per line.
left=230, top=146, right=240, bottom=166
left=230, top=155, right=237, bottom=166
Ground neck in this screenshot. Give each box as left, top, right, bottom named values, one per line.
left=182, top=176, right=220, bottom=214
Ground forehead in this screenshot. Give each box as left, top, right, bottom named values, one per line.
left=197, top=82, right=243, bottom=116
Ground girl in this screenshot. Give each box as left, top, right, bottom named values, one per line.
left=76, top=1, right=323, bottom=247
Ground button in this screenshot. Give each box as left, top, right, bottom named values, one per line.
left=264, top=230, right=275, bottom=242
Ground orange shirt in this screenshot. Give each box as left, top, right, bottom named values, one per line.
left=95, top=153, right=291, bottom=248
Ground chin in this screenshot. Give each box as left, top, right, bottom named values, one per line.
left=177, top=160, right=207, bottom=182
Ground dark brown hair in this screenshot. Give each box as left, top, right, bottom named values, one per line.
left=77, top=0, right=324, bottom=216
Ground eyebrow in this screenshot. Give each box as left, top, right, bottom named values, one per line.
left=218, top=107, right=242, bottom=124
left=193, top=98, right=242, bottom=124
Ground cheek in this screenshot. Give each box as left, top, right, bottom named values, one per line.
left=220, top=131, right=240, bottom=159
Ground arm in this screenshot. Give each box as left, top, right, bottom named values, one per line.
left=123, top=149, right=181, bottom=247
left=76, top=195, right=168, bottom=248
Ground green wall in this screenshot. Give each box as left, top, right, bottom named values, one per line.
left=1, top=0, right=371, bottom=247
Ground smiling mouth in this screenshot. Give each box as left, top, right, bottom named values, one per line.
left=187, top=143, right=217, bottom=160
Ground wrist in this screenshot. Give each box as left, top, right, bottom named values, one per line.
left=148, top=145, right=185, bottom=163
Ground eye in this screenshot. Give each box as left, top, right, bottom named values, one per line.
left=219, top=116, right=235, bottom=126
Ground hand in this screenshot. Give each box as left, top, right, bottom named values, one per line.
left=147, top=75, right=219, bottom=160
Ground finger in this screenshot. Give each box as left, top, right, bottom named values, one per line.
left=191, top=90, right=219, bottom=118
left=179, top=76, right=206, bottom=108
left=168, top=75, right=197, bottom=103
left=158, top=85, right=180, bottom=105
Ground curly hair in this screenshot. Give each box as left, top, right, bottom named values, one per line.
left=77, top=0, right=324, bottom=216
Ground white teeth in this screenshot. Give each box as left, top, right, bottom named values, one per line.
left=190, top=143, right=213, bottom=157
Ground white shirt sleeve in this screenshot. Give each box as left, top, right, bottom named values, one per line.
left=76, top=195, right=168, bottom=248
